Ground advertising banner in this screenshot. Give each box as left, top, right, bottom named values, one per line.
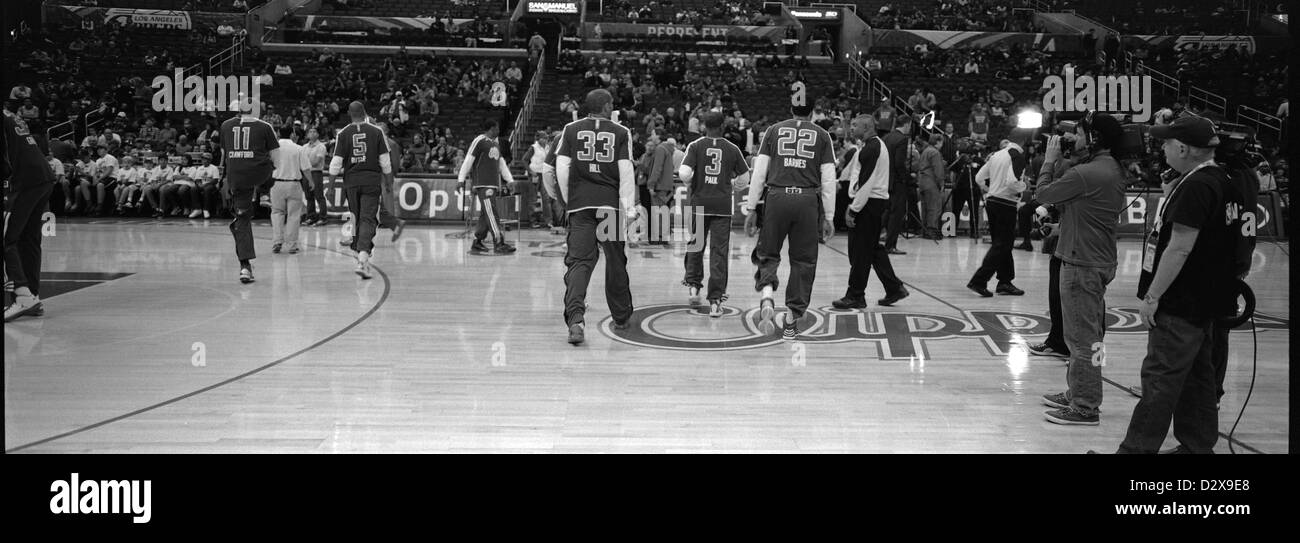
left=868, top=29, right=1085, bottom=52
left=49, top=4, right=245, bottom=32
left=584, top=22, right=788, bottom=42
left=322, top=176, right=522, bottom=222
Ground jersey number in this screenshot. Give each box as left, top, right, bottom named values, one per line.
left=230, top=127, right=251, bottom=151
left=576, top=130, right=615, bottom=163
left=776, top=128, right=817, bottom=159
left=351, top=133, right=367, bottom=157
left=704, top=148, right=723, bottom=181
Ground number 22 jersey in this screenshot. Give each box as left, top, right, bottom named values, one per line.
left=757, top=119, right=834, bottom=188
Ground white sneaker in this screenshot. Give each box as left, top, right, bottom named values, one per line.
left=687, top=286, right=702, bottom=306
left=203, top=210, right=211, bottom=219
left=709, top=300, right=723, bottom=318
left=4, top=295, right=42, bottom=322
left=188, top=209, right=203, bottom=218
left=355, top=251, right=373, bottom=280
left=757, top=297, right=776, bottom=334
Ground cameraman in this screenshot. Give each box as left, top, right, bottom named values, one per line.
left=1034, top=113, right=1128, bottom=426
left=1116, top=116, right=1250, bottom=454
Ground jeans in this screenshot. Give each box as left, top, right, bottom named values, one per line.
left=1060, top=262, right=1116, bottom=416
left=970, top=198, right=1017, bottom=285
left=919, top=178, right=943, bottom=236
left=683, top=214, right=731, bottom=302
left=1117, top=311, right=1218, bottom=453
left=304, top=171, right=328, bottom=220
left=270, top=181, right=304, bottom=250
left=563, top=208, right=633, bottom=326
left=1045, top=256, right=1068, bottom=351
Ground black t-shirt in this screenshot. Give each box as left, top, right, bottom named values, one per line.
left=1137, top=165, right=1243, bottom=321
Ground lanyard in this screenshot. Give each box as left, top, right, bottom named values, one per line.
left=1154, top=159, right=1216, bottom=234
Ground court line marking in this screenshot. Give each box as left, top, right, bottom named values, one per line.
left=820, top=242, right=1267, bottom=454
left=6, top=226, right=392, bottom=453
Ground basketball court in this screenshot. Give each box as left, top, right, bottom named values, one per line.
left=3, top=218, right=1287, bottom=453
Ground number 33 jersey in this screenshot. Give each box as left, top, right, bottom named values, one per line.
left=757, top=119, right=834, bottom=188
left=555, top=116, right=632, bottom=212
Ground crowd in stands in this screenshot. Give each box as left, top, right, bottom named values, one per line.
left=596, top=1, right=772, bottom=25
left=869, top=1, right=1039, bottom=32
left=1041, top=0, right=1265, bottom=36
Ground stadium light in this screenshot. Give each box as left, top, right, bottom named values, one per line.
left=1015, top=111, right=1043, bottom=129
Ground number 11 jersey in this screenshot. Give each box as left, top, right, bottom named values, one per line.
left=555, top=116, right=632, bottom=212
left=757, top=119, right=834, bottom=188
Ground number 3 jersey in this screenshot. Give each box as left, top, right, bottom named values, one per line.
left=332, top=121, right=390, bottom=187
left=757, top=119, right=834, bottom=188
left=682, top=136, right=748, bottom=216
left=555, top=116, right=632, bottom=212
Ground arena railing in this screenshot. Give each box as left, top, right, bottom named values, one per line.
left=46, top=119, right=75, bottom=143
left=510, top=55, right=545, bottom=162
left=1134, top=60, right=1179, bottom=98
left=1188, top=85, right=1228, bottom=118
left=209, top=35, right=247, bottom=76
left=1236, top=104, right=1284, bottom=143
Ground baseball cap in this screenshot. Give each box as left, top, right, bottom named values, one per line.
left=1149, top=115, right=1219, bottom=147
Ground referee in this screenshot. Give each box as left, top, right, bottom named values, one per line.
left=3, top=110, right=56, bottom=321
left=744, top=85, right=837, bottom=339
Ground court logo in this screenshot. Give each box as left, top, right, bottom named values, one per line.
left=152, top=69, right=262, bottom=116
left=604, top=305, right=1288, bottom=358
left=1042, top=71, right=1152, bottom=122
left=50, top=473, right=151, bottom=524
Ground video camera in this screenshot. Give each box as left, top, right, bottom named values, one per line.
left=1022, top=111, right=1149, bottom=158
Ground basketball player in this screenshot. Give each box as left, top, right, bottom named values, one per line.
left=744, top=84, right=837, bottom=339
left=555, top=89, right=638, bottom=345
left=834, top=114, right=908, bottom=310
left=3, top=110, right=57, bottom=321
left=329, top=102, right=391, bottom=279
left=219, top=98, right=280, bottom=284
left=678, top=111, right=749, bottom=317
left=457, top=118, right=517, bottom=254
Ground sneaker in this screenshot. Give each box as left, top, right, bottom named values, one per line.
left=340, top=237, right=353, bottom=247
left=471, top=239, right=489, bottom=253
left=272, top=243, right=282, bottom=254
left=757, top=297, right=777, bottom=335
left=1029, top=342, right=1070, bottom=359
left=1041, top=392, right=1069, bottom=409
left=203, top=210, right=211, bottom=219
left=878, top=286, right=910, bottom=306
left=259, top=195, right=271, bottom=208
left=831, top=296, right=866, bottom=310
left=996, top=282, right=1025, bottom=296
left=390, top=219, right=406, bottom=242
left=567, top=322, right=585, bottom=345
left=1044, top=407, right=1099, bottom=426
left=687, top=285, right=702, bottom=306
left=709, top=300, right=723, bottom=318
left=612, top=320, right=630, bottom=331
left=1016, top=241, right=1034, bottom=252
left=781, top=314, right=799, bottom=340
left=887, top=247, right=907, bottom=255
left=4, top=297, right=42, bottom=322
left=355, top=252, right=373, bottom=280
left=493, top=241, right=517, bottom=254
left=188, top=209, right=203, bottom=218
left=287, top=245, right=300, bottom=254
left=967, top=282, right=993, bottom=297
left=239, top=265, right=255, bottom=284
left=551, top=226, right=565, bottom=235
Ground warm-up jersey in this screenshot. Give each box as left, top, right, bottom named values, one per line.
left=757, top=119, right=835, bottom=188
left=2, top=113, right=55, bottom=187
left=683, top=136, right=748, bottom=215
left=333, top=121, right=389, bottom=187
left=466, top=134, right=505, bottom=188
left=220, top=115, right=278, bottom=188
left=555, top=116, right=632, bottom=211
